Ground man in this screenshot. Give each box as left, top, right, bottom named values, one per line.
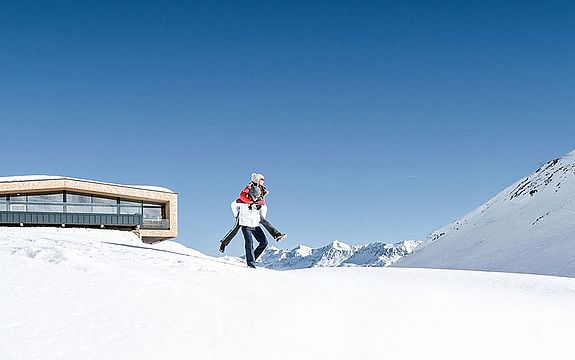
left=235, top=186, right=268, bottom=268
left=219, top=173, right=286, bottom=254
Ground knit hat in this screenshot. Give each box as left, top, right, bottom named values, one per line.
left=251, top=173, right=265, bottom=183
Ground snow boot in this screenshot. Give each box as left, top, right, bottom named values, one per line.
left=274, top=233, right=287, bottom=242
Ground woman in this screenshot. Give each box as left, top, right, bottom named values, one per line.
left=219, top=173, right=286, bottom=254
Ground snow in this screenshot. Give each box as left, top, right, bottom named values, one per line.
left=395, top=148, right=575, bottom=277
left=294, top=244, right=313, bottom=256
left=330, top=239, right=351, bottom=251
left=0, top=175, right=175, bottom=193
left=126, top=185, right=175, bottom=193
left=0, top=175, right=64, bottom=183
left=2, top=227, right=575, bottom=360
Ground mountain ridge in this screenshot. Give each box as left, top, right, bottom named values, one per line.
left=251, top=239, right=422, bottom=270
left=394, top=147, right=575, bottom=277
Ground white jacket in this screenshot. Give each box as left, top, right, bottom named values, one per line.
left=230, top=201, right=267, bottom=227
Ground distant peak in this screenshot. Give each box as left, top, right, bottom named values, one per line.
left=293, top=245, right=312, bottom=256
left=330, top=240, right=352, bottom=251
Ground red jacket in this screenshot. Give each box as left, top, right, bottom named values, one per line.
left=236, top=182, right=267, bottom=205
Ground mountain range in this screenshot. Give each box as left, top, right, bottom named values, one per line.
left=249, top=148, right=575, bottom=277
left=254, top=239, right=422, bottom=270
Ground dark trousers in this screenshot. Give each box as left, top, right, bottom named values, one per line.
left=220, top=217, right=240, bottom=249
left=220, top=217, right=282, bottom=249
left=242, top=226, right=268, bottom=266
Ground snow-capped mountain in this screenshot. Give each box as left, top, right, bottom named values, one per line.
left=395, top=148, right=575, bottom=277
left=256, top=239, right=422, bottom=270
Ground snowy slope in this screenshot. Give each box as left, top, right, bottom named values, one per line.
left=3, top=227, right=575, bottom=360
left=257, top=240, right=421, bottom=270
left=395, top=148, right=575, bottom=277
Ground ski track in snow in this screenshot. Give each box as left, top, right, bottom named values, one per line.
left=2, top=227, right=575, bottom=360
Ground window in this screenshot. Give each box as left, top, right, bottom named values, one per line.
left=10, top=204, right=26, bottom=211
left=67, top=205, right=93, bottom=213
left=4, top=193, right=64, bottom=212
left=10, top=195, right=27, bottom=203
left=121, top=206, right=142, bottom=215
left=92, top=205, right=117, bottom=214
left=143, top=202, right=165, bottom=220
left=92, top=196, right=117, bottom=205
left=92, top=195, right=117, bottom=214
left=66, top=193, right=93, bottom=213
left=143, top=201, right=163, bottom=207
left=28, top=193, right=63, bottom=203
left=67, top=193, right=92, bottom=204
left=120, top=200, right=142, bottom=215
left=143, top=207, right=162, bottom=220
left=0, top=191, right=165, bottom=220
left=28, top=204, right=64, bottom=212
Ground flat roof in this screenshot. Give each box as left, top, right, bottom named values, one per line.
left=0, top=175, right=176, bottom=194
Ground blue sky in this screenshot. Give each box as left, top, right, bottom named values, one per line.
left=1, top=0, right=574, bottom=256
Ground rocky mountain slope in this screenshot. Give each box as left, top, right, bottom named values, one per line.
left=394, top=148, right=575, bottom=277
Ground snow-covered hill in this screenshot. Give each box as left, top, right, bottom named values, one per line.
left=2, top=227, right=575, bottom=360
left=395, top=148, right=575, bottom=277
left=256, top=239, right=421, bottom=270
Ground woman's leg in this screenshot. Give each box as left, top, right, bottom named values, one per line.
left=258, top=205, right=286, bottom=240
left=219, top=217, right=240, bottom=252
left=260, top=218, right=283, bottom=239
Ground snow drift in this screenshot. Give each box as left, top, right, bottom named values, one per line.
left=2, top=227, right=575, bottom=359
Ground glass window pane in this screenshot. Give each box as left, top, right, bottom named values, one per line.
left=10, top=195, right=26, bottom=202
left=92, top=205, right=117, bottom=214
left=28, top=204, right=64, bottom=212
left=67, top=205, right=93, bottom=213
left=0, top=203, right=6, bottom=211
left=143, top=207, right=162, bottom=220
left=120, top=206, right=142, bottom=215
left=92, top=196, right=117, bottom=205
left=0, top=195, right=6, bottom=202
left=28, top=193, right=63, bottom=203
left=143, top=202, right=162, bottom=208
left=10, top=204, right=27, bottom=211
left=120, top=199, right=141, bottom=206
left=67, top=193, right=92, bottom=204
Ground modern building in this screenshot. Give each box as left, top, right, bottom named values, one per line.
left=0, top=176, right=177, bottom=243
